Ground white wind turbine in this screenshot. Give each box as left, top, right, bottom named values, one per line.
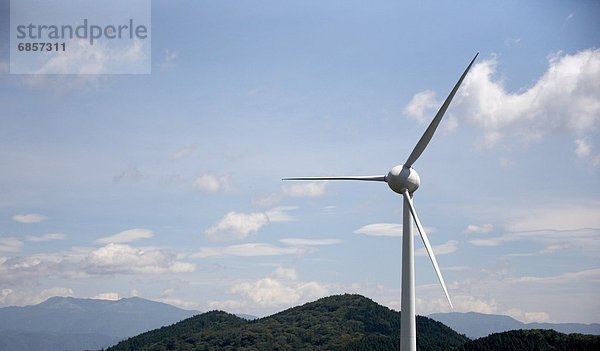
left=284, top=53, right=479, bottom=351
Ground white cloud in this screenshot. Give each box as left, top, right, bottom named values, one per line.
left=506, top=205, right=600, bottom=232
left=0, top=288, right=13, bottom=303
left=205, top=207, right=295, bottom=241
left=279, top=238, right=342, bottom=246
left=193, top=174, right=234, bottom=193
left=0, top=243, right=194, bottom=288
left=464, top=224, right=494, bottom=234
left=27, top=233, right=66, bottom=242
left=85, top=243, right=195, bottom=274
left=574, top=139, right=600, bottom=166
left=469, top=204, right=600, bottom=250
left=209, top=268, right=329, bottom=310
left=34, top=287, right=75, bottom=304
left=94, top=228, right=154, bottom=244
left=191, top=243, right=308, bottom=258
left=31, top=39, right=148, bottom=75
left=254, top=182, right=327, bottom=207
left=0, top=238, right=24, bottom=253
left=13, top=213, right=48, bottom=223
left=418, top=294, right=499, bottom=315
left=406, top=50, right=600, bottom=164
left=404, top=90, right=440, bottom=124
left=354, top=223, right=402, bottom=237
left=506, top=308, right=550, bottom=323
left=205, top=212, right=269, bottom=240
left=265, top=206, right=297, bottom=222
left=416, top=240, right=458, bottom=256
left=510, top=268, right=600, bottom=285
left=282, top=182, right=327, bottom=197
left=93, top=292, right=120, bottom=301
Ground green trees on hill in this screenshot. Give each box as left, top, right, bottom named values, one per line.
left=106, top=294, right=599, bottom=351
left=460, top=329, right=600, bottom=351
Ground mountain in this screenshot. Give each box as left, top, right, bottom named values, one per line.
left=107, top=294, right=468, bottom=351
left=0, top=296, right=199, bottom=351
left=429, top=311, right=600, bottom=339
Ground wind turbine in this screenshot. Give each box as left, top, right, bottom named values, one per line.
left=284, top=53, right=478, bottom=351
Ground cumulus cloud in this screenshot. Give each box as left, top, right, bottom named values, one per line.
left=0, top=238, right=24, bottom=253
left=405, top=49, right=600, bottom=164
left=94, top=228, right=154, bottom=244
left=0, top=244, right=195, bottom=285
left=13, top=213, right=48, bottom=224
left=85, top=243, right=195, bottom=274
left=27, top=233, right=66, bottom=242
left=404, top=90, right=440, bottom=124
left=193, top=174, right=234, bottom=193
left=205, top=212, right=269, bottom=240
left=209, top=268, right=329, bottom=314
left=204, top=207, right=296, bottom=241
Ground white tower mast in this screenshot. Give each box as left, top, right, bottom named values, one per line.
left=284, top=53, right=478, bottom=351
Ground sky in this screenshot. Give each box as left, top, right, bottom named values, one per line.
left=1, top=0, right=599, bottom=324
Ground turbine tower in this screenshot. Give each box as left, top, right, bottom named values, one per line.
left=284, top=53, right=478, bottom=351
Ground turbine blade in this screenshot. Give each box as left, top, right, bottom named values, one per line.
left=402, top=189, right=453, bottom=308
left=283, top=176, right=386, bottom=182
left=405, top=52, right=479, bottom=168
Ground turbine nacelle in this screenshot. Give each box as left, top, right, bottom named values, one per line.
left=386, top=165, right=420, bottom=195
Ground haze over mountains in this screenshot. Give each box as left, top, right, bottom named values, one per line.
left=0, top=296, right=199, bottom=351
left=429, top=312, right=600, bottom=339
left=1, top=295, right=599, bottom=351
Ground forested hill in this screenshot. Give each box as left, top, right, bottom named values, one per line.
left=106, top=294, right=466, bottom=351
left=106, top=294, right=600, bottom=351
left=461, top=329, right=600, bottom=351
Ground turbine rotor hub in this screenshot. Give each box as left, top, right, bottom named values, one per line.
left=386, top=165, right=420, bottom=194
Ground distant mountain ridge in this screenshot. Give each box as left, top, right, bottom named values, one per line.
left=429, top=311, right=600, bottom=339
left=0, top=296, right=200, bottom=351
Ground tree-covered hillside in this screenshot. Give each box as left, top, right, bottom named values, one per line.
left=461, top=329, right=600, bottom=351
left=106, top=294, right=466, bottom=351
left=106, top=294, right=600, bottom=351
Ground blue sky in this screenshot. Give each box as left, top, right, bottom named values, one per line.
left=1, top=0, right=599, bottom=323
